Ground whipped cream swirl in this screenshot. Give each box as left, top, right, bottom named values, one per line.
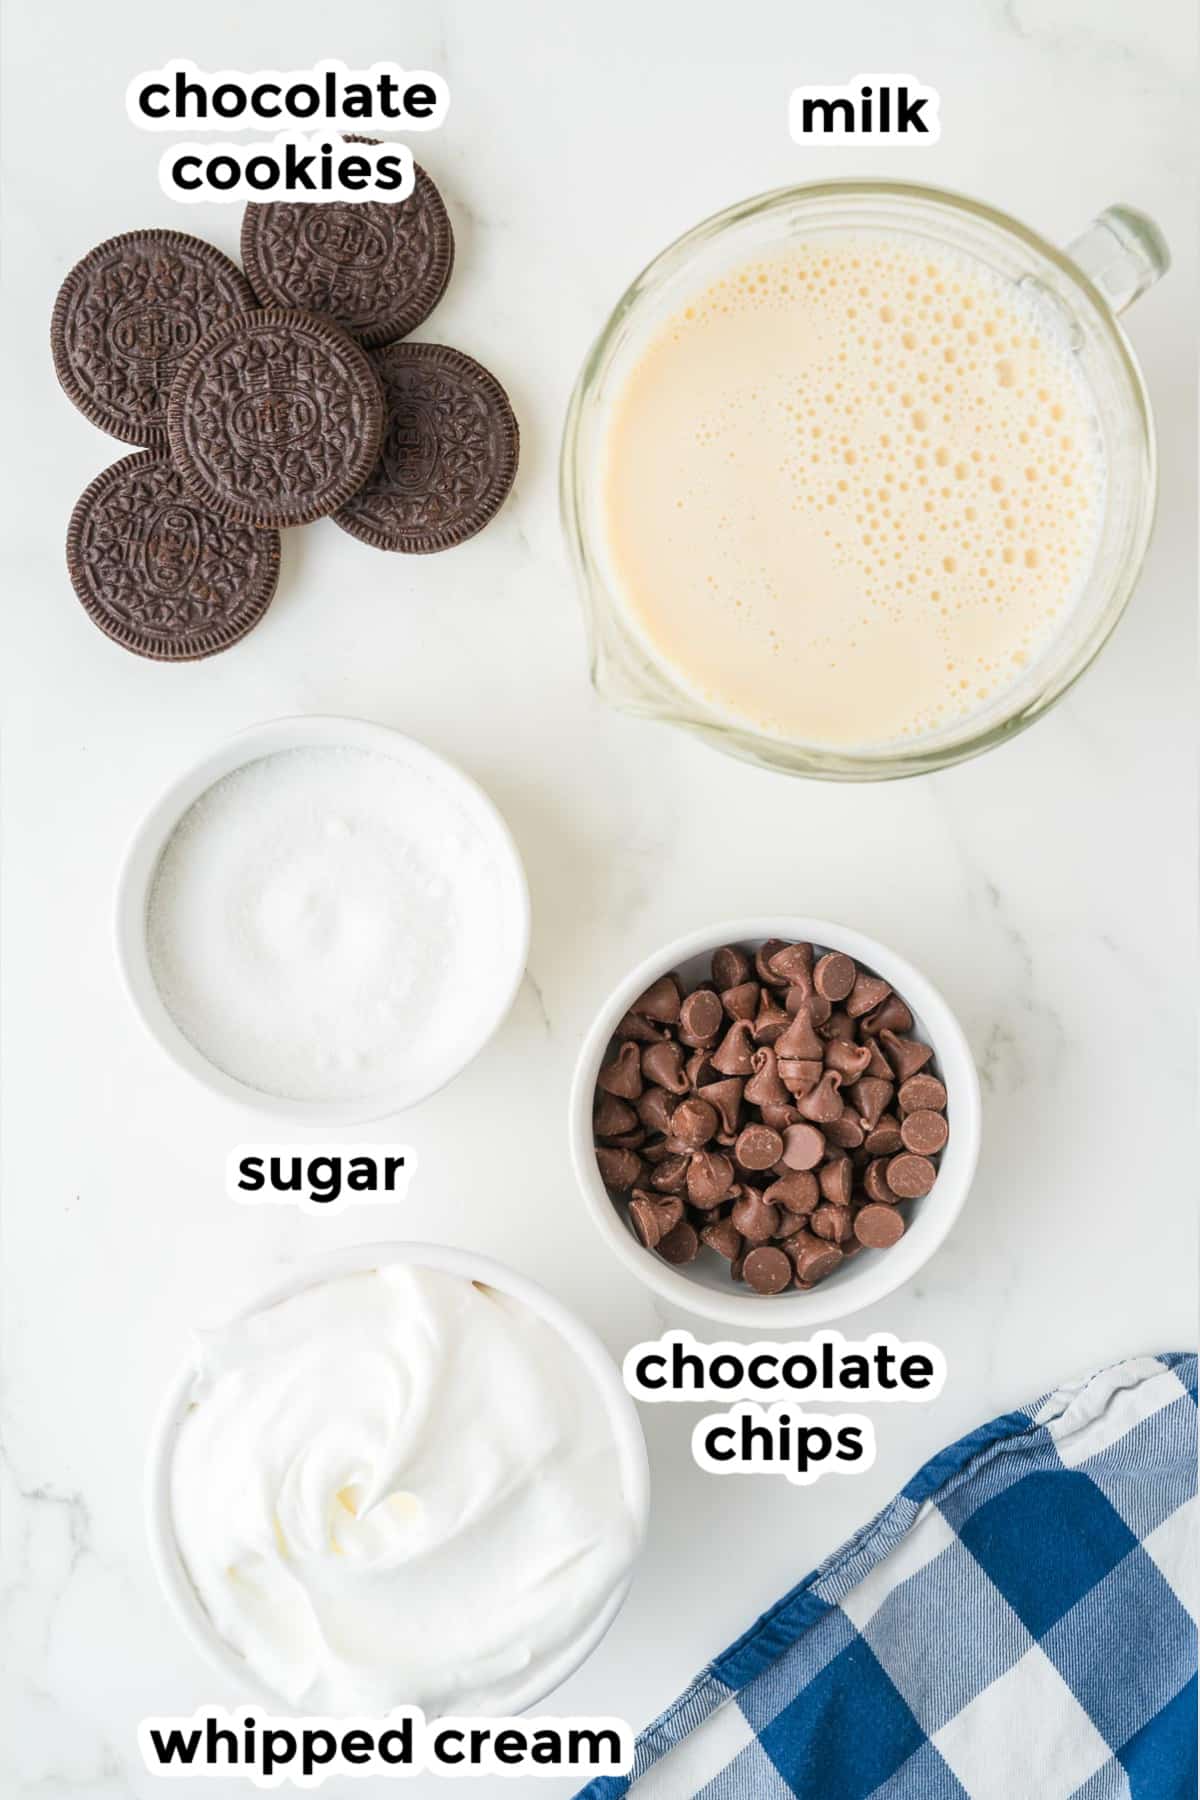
left=170, top=1265, right=640, bottom=1714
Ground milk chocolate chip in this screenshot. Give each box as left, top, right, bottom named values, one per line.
left=855, top=1203, right=906, bottom=1248
left=712, top=945, right=752, bottom=989
left=863, top=1158, right=895, bottom=1204
left=722, top=980, right=760, bottom=1021
left=649, top=1153, right=689, bottom=1194
left=743, top=1245, right=793, bottom=1294
left=755, top=940, right=792, bottom=985
left=898, top=1073, right=948, bottom=1114
left=679, top=988, right=724, bottom=1044
left=616, top=1010, right=666, bottom=1045
left=753, top=991, right=792, bottom=1044
left=596, top=1146, right=643, bottom=1190
left=688, top=1150, right=734, bottom=1206
left=767, top=943, right=814, bottom=988
left=789, top=1233, right=844, bottom=1284
left=813, top=951, right=856, bottom=1001
left=776, top=1006, right=825, bottom=1061
left=701, top=1216, right=743, bottom=1259
left=825, top=1038, right=872, bottom=1082
left=712, top=1019, right=756, bottom=1075
left=811, top=1203, right=854, bottom=1244
left=796, top=1070, right=844, bottom=1123
left=781, top=1123, right=825, bottom=1170
left=861, top=994, right=914, bottom=1037
left=637, top=1086, right=677, bottom=1134
left=779, top=1057, right=822, bottom=1097
left=864, top=1114, right=904, bottom=1155
left=702, top=1077, right=745, bottom=1135
left=847, top=1076, right=893, bottom=1130
left=887, top=1153, right=938, bottom=1198
left=846, top=972, right=890, bottom=1017
left=824, top=1113, right=866, bottom=1150
left=901, top=1109, right=950, bottom=1155
left=671, top=1097, right=719, bottom=1148
left=735, top=1124, right=784, bottom=1171
left=880, top=1030, right=934, bottom=1082
left=818, top=1157, right=853, bottom=1207
left=731, top=1191, right=781, bottom=1244
left=596, top=1042, right=643, bottom=1099
left=745, top=1047, right=789, bottom=1109
left=633, top=975, right=682, bottom=1024
left=657, top=1219, right=700, bottom=1263
left=629, top=1192, right=683, bottom=1248
left=594, top=1093, right=637, bottom=1139
left=642, top=1040, right=689, bottom=1094
left=765, top=1170, right=819, bottom=1213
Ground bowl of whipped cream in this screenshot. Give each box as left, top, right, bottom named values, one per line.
left=148, top=1242, right=649, bottom=1716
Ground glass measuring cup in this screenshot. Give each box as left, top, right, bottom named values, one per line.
left=561, top=180, right=1167, bottom=779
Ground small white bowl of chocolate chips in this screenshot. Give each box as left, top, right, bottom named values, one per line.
left=570, top=918, right=980, bottom=1326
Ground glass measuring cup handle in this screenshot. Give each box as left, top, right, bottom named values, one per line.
left=1065, top=206, right=1170, bottom=315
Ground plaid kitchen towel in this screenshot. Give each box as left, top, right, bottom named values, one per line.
left=580, top=1353, right=1197, bottom=1800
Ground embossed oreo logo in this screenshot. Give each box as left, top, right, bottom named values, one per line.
left=384, top=400, right=439, bottom=490
left=108, top=305, right=198, bottom=364
left=141, top=503, right=202, bottom=593
left=229, top=389, right=319, bottom=450
left=300, top=206, right=390, bottom=270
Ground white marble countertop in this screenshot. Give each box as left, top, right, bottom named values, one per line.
left=2, top=0, right=1194, bottom=1794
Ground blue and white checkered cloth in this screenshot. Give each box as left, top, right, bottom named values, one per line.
left=580, top=1353, right=1197, bottom=1800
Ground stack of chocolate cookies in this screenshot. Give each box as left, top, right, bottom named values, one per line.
left=52, top=165, right=519, bottom=661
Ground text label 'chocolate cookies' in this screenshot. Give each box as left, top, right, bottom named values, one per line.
left=66, top=451, right=280, bottom=660
left=593, top=939, right=950, bottom=1295
left=167, top=308, right=385, bottom=528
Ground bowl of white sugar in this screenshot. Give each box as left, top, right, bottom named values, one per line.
left=116, top=717, right=530, bottom=1122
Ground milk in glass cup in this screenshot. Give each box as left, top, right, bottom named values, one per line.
left=561, top=181, right=1166, bottom=779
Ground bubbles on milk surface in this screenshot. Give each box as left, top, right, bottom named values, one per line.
left=604, top=233, right=1106, bottom=747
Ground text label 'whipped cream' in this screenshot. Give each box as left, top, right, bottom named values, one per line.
left=140, top=1707, right=632, bottom=1783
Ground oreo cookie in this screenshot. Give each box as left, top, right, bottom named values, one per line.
left=240, top=163, right=454, bottom=349
left=66, top=452, right=280, bottom=660
left=51, top=231, right=255, bottom=447
left=334, top=343, right=519, bottom=553
left=167, top=309, right=385, bottom=528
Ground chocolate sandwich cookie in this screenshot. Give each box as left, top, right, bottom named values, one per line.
left=66, top=451, right=280, bottom=660
left=333, top=343, right=519, bottom=553
left=167, top=309, right=384, bottom=528
left=240, top=162, right=454, bottom=349
left=51, top=231, right=255, bottom=447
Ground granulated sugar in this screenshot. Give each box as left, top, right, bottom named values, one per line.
left=146, top=746, right=509, bottom=1104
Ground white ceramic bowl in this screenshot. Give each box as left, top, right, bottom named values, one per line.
left=115, top=715, right=530, bottom=1125
left=570, top=917, right=981, bottom=1327
left=147, top=1240, right=650, bottom=1716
